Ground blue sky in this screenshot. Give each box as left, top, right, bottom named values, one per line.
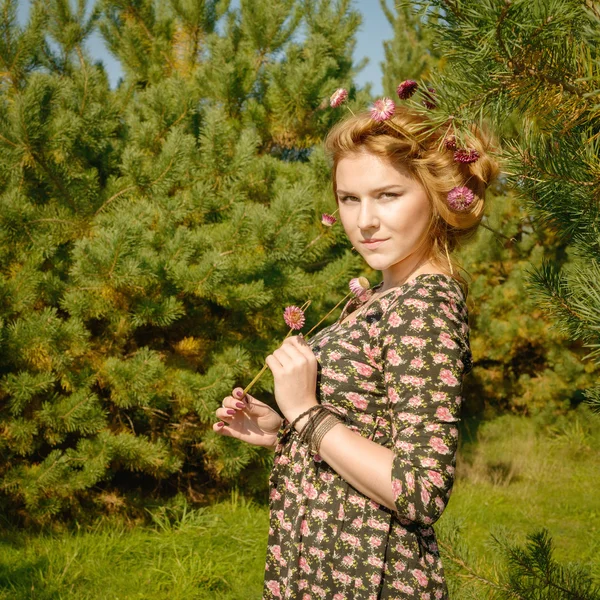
left=17, top=0, right=393, bottom=96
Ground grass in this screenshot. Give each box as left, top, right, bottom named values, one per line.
left=1, top=405, right=599, bottom=599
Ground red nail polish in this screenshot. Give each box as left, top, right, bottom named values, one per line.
left=217, top=421, right=224, bottom=427
left=236, top=402, right=245, bottom=409
left=226, top=409, right=235, bottom=415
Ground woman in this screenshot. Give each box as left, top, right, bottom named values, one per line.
left=214, top=105, right=499, bottom=599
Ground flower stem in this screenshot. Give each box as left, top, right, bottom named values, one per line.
left=304, top=291, right=353, bottom=338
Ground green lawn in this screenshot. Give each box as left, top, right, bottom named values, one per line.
left=1, top=405, right=598, bottom=599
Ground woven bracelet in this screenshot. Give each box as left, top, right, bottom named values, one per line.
left=299, top=406, right=330, bottom=446
left=310, top=413, right=343, bottom=455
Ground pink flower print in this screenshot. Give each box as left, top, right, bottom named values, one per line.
left=396, top=440, right=415, bottom=453
left=363, top=343, right=382, bottom=363
left=312, top=584, right=327, bottom=598
left=421, top=593, right=432, bottom=600
left=298, top=579, right=308, bottom=590
left=312, top=508, right=328, bottom=520
left=368, top=322, right=380, bottom=337
left=330, top=350, right=342, bottom=360
left=432, top=391, right=448, bottom=402
left=393, top=581, right=415, bottom=594
left=391, top=477, right=403, bottom=497
left=369, top=535, right=383, bottom=547
left=350, top=360, right=374, bottom=377
left=433, top=352, right=449, bottom=364
left=408, top=503, right=417, bottom=520
left=412, top=568, right=429, bottom=587
left=420, top=484, right=431, bottom=506
left=278, top=455, right=290, bottom=465
left=404, top=298, right=428, bottom=310
left=368, top=517, right=389, bottom=531
left=450, top=426, right=458, bottom=438
left=322, top=367, right=348, bottom=382
left=387, top=386, right=400, bottom=404
left=359, top=380, right=377, bottom=392
left=302, top=595, right=310, bottom=600
left=434, top=496, right=446, bottom=513
left=269, top=488, right=281, bottom=500
left=303, top=482, right=318, bottom=499
left=318, top=336, right=330, bottom=347
left=405, top=471, right=416, bottom=492
left=394, top=559, right=407, bottom=572
left=352, top=516, right=364, bottom=528
left=410, top=317, right=425, bottom=330
left=266, top=580, right=281, bottom=597
left=439, top=332, right=458, bottom=349
left=440, top=368, right=458, bottom=386
left=408, top=395, right=423, bottom=407
left=416, top=287, right=429, bottom=296
left=435, top=405, right=455, bottom=422
left=339, top=340, right=360, bottom=353
left=309, top=546, right=326, bottom=559
left=321, top=383, right=335, bottom=397
left=318, top=492, right=329, bottom=502
left=401, top=335, right=427, bottom=348
left=340, top=531, right=360, bottom=547
left=349, top=494, right=366, bottom=508
left=425, top=422, right=442, bottom=432
left=429, top=436, right=451, bottom=454
left=337, top=503, right=345, bottom=520
left=293, top=463, right=302, bottom=473
left=396, top=543, right=413, bottom=558
left=433, top=317, right=445, bottom=328
left=398, top=412, right=422, bottom=425
left=447, top=464, right=455, bottom=475
left=349, top=329, right=361, bottom=339
left=421, top=457, right=439, bottom=468
left=386, top=348, right=402, bottom=366
left=333, top=595, right=346, bottom=600
left=319, top=471, right=334, bottom=483
left=411, top=357, right=424, bottom=369
left=357, top=413, right=374, bottom=424
left=333, top=570, right=352, bottom=585
left=346, top=391, right=368, bottom=410
left=388, top=311, right=402, bottom=327
left=299, top=556, right=312, bottom=574
left=282, top=520, right=292, bottom=531
left=400, top=374, right=426, bottom=387
left=370, top=572, right=382, bottom=586
left=342, top=554, right=354, bottom=567
left=271, top=545, right=282, bottom=560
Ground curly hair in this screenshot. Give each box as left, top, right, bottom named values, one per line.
left=323, top=107, right=501, bottom=296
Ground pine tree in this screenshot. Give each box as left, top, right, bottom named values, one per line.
left=0, top=0, right=370, bottom=523
left=382, top=0, right=600, bottom=595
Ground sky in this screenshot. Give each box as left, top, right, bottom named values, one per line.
left=16, top=0, right=393, bottom=96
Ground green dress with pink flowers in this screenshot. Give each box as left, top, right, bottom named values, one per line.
left=263, top=273, right=473, bottom=600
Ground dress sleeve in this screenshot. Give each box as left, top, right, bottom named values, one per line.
left=380, top=283, right=471, bottom=526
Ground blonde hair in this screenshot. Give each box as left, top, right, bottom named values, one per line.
left=323, top=107, right=501, bottom=297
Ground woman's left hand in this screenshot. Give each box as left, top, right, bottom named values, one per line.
left=265, top=335, right=318, bottom=423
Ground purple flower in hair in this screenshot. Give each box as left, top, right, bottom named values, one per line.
left=370, top=98, right=396, bottom=122
left=454, top=148, right=480, bottom=164
left=447, top=186, right=475, bottom=211
left=396, top=80, right=418, bottom=100
left=330, top=88, right=348, bottom=108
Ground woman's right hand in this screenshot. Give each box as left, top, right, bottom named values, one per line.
left=213, top=387, right=283, bottom=449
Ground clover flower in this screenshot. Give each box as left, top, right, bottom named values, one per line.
left=444, top=135, right=457, bottom=150
left=447, top=186, right=475, bottom=211
left=396, top=80, right=418, bottom=100
left=454, top=148, right=480, bottom=164
left=349, top=277, right=370, bottom=297
left=422, top=87, right=437, bottom=109
left=283, top=306, right=306, bottom=330
left=330, top=88, right=349, bottom=108
left=370, top=97, right=396, bottom=122
left=321, top=213, right=337, bottom=227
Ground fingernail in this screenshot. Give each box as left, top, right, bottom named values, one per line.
left=226, top=409, right=236, bottom=415
left=236, top=402, right=245, bottom=409
left=234, top=389, right=244, bottom=398
left=217, top=421, right=224, bottom=427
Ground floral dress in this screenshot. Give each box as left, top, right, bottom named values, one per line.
left=263, top=273, right=473, bottom=600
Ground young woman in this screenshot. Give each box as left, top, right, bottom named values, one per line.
left=214, top=106, right=499, bottom=599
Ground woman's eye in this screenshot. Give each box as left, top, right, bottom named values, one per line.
left=340, top=196, right=359, bottom=203
left=380, top=192, right=399, bottom=199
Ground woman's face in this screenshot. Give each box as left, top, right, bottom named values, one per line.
left=335, top=150, right=434, bottom=285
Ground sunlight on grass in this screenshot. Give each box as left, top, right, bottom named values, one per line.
left=1, top=408, right=598, bottom=599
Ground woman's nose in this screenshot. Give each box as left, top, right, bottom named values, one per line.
left=357, top=199, right=379, bottom=230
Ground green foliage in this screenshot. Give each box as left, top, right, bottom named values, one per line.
left=0, top=0, right=367, bottom=522
left=402, top=0, right=600, bottom=415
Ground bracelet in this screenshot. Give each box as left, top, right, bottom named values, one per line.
left=288, top=404, right=322, bottom=432
left=310, top=413, right=343, bottom=455
left=299, top=406, right=330, bottom=445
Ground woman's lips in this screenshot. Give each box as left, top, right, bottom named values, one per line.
left=361, top=238, right=388, bottom=249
